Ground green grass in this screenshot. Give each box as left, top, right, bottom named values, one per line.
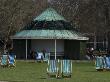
left=0, top=60, right=110, bottom=82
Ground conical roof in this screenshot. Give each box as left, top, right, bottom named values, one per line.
left=34, top=8, right=66, bottom=21
left=11, top=8, right=89, bottom=40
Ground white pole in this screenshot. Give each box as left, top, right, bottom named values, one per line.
left=26, top=39, right=27, bottom=60
left=55, top=39, right=56, bottom=60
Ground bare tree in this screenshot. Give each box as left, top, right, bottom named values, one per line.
left=0, top=0, right=48, bottom=52
left=0, top=0, right=110, bottom=51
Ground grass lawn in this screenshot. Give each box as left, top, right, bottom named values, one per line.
left=0, top=60, right=110, bottom=82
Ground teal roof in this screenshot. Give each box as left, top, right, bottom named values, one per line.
left=11, top=30, right=89, bottom=40
left=34, top=8, right=66, bottom=21
left=11, top=8, right=89, bottom=40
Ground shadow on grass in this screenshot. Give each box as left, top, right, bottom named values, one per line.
left=7, top=81, right=26, bottom=82
left=38, top=75, right=71, bottom=80
left=39, top=77, right=47, bottom=79
left=84, top=70, right=109, bottom=72
left=39, top=76, right=57, bottom=79
left=0, top=81, right=26, bottom=82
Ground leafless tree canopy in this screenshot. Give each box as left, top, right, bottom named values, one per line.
left=0, top=0, right=110, bottom=41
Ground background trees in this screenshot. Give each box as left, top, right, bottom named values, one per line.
left=0, top=0, right=110, bottom=52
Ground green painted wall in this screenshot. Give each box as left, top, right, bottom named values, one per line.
left=64, top=40, right=87, bottom=60
left=13, top=39, right=26, bottom=59
left=64, top=40, right=80, bottom=60
left=80, top=41, right=87, bottom=59
left=13, top=39, right=31, bottom=59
